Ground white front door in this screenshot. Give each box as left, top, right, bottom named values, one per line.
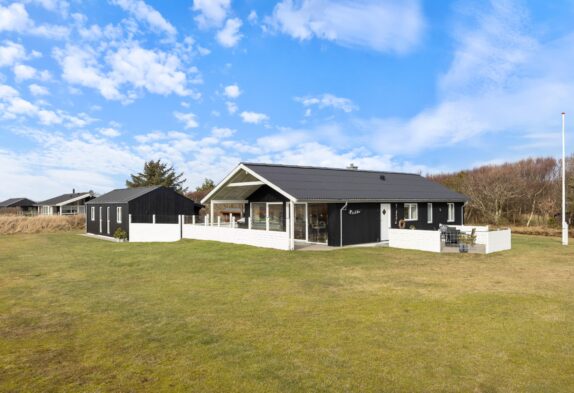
left=99, top=207, right=102, bottom=233
left=380, top=203, right=391, bottom=241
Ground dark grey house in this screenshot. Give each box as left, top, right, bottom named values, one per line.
left=202, top=163, right=468, bottom=247
left=86, top=186, right=202, bottom=239
left=0, top=198, right=37, bottom=214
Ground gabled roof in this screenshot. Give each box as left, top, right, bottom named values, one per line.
left=86, top=186, right=161, bottom=204
left=86, top=186, right=202, bottom=206
left=208, top=163, right=468, bottom=202
left=38, top=192, right=94, bottom=206
left=0, top=198, right=36, bottom=207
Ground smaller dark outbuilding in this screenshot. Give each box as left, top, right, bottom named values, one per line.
left=0, top=198, right=37, bottom=215
left=85, top=186, right=202, bottom=239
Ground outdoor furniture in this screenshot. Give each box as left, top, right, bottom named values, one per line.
left=441, top=226, right=460, bottom=246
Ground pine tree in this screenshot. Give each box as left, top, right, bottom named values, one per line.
left=126, top=160, right=187, bottom=193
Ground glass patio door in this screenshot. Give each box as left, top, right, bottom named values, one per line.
left=307, top=203, right=328, bottom=243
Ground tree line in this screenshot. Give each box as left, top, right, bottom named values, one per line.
left=429, top=156, right=574, bottom=227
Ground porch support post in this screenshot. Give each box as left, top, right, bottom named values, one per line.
left=289, top=201, right=295, bottom=250
left=210, top=200, right=214, bottom=226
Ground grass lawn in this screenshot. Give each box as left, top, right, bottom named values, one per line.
left=1, top=233, right=573, bottom=392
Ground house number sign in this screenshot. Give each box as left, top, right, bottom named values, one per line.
left=348, top=209, right=361, bottom=215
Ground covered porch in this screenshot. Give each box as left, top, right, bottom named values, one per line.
left=192, top=165, right=331, bottom=250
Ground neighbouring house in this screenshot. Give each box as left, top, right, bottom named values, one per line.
left=0, top=198, right=37, bottom=215
left=85, top=186, right=202, bottom=239
left=199, top=163, right=469, bottom=247
left=37, top=190, right=96, bottom=215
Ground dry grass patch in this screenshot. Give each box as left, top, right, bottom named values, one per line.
left=0, top=215, right=84, bottom=235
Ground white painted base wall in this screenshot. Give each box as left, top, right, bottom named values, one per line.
left=129, top=223, right=181, bottom=242
left=389, top=229, right=442, bottom=253
left=484, top=229, right=512, bottom=253
left=182, top=224, right=291, bottom=250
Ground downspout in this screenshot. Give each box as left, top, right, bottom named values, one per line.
left=339, top=202, right=348, bottom=247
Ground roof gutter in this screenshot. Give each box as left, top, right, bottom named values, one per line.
left=339, top=201, right=348, bottom=247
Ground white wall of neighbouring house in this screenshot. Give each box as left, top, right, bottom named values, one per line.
left=388, top=229, right=442, bottom=253
left=182, top=224, right=291, bottom=250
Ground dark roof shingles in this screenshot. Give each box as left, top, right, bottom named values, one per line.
left=243, top=163, right=468, bottom=202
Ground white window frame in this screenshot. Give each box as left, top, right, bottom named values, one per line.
left=404, top=203, right=418, bottom=221
left=117, top=207, right=122, bottom=224
left=447, top=203, right=455, bottom=222
left=427, top=203, right=433, bottom=223
left=91, top=206, right=95, bottom=221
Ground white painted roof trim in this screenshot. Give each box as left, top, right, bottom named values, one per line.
left=54, top=193, right=93, bottom=206
left=201, top=163, right=297, bottom=204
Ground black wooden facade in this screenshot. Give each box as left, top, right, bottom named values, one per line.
left=243, top=185, right=465, bottom=247
left=86, top=187, right=200, bottom=239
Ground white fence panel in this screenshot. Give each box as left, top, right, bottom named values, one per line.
left=129, top=223, right=181, bottom=242
left=182, top=224, right=291, bottom=250
left=389, top=229, right=441, bottom=253
left=485, top=229, right=512, bottom=254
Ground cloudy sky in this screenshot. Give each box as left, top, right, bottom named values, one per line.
left=1, top=0, right=573, bottom=200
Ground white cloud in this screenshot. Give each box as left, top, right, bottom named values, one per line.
left=295, top=93, right=357, bottom=113
left=216, top=18, right=243, bottom=47
left=0, top=3, right=30, bottom=32
left=439, top=1, right=537, bottom=96
left=223, top=83, right=241, bottom=99
left=29, top=84, right=49, bottom=96
left=193, top=0, right=231, bottom=28
left=0, top=41, right=26, bottom=67
left=347, top=0, right=574, bottom=156
left=212, top=127, right=235, bottom=138
left=240, top=111, right=269, bottom=124
left=13, top=64, right=36, bottom=81
left=25, top=0, right=70, bottom=17
left=110, top=0, right=177, bottom=37
left=54, top=42, right=191, bottom=101
left=174, top=111, right=199, bottom=129
left=0, top=2, right=69, bottom=38
left=266, top=0, right=424, bottom=54
left=99, top=127, right=121, bottom=137
left=226, top=101, right=238, bottom=114
left=248, top=10, right=257, bottom=24
left=0, top=83, right=94, bottom=127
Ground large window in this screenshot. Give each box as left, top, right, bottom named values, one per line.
left=117, top=207, right=122, bottom=223
left=427, top=203, right=433, bottom=223
left=404, top=203, right=418, bottom=221
left=251, top=202, right=266, bottom=230
left=268, top=203, right=284, bottom=231
left=307, top=203, right=328, bottom=243
left=250, top=202, right=285, bottom=231
left=448, top=203, right=455, bottom=222
left=294, top=204, right=307, bottom=240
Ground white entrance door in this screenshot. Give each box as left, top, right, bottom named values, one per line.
left=99, top=207, right=102, bottom=233
left=380, top=203, right=391, bottom=242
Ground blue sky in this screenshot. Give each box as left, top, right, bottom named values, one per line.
left=1, top=0, right=573, bottom=200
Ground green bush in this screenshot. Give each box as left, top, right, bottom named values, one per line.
left=113, top=227, right=128, bottom=240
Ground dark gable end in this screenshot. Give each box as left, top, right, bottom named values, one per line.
left=242, top=163, right=468, bottom=202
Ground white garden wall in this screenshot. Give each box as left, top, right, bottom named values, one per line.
left=484, top=229, right=511, bottom=253
left=129, top=223, right=181, bottom=242
left=389, top=229, right=442, bottom=253
left=182, top=224, right=291, bottom=250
